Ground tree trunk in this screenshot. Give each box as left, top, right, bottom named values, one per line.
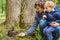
left=19, top=0, right=36, bottom=28
left=19, top=0, right=46, bottom=28
left=6, top=0, right=21, bottom=26
left=23, top=0, right=36, bottom=26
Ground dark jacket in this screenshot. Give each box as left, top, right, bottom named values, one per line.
left=45, top=7, right=60, bottom=25
left=25, top=12, right=46, bottom=35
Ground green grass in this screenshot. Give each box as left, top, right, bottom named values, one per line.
left=0, top=24, right=36, bottom=40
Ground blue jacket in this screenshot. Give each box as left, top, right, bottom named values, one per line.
left=45, top=7, right=60, bottom=25
left=25, top=7, right=60, bottom=35
left=25, top=12, right=46, bottom=35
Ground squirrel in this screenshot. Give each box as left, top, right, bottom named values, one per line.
left=7, top=27, right=18, bottom=37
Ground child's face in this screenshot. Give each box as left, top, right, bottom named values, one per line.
left=35, top=5, right=44, bottom=13
left=44, top=6, right=53, bottom=12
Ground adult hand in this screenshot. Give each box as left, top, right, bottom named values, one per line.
left=18, top=32, right=26, bottom=37
left=42, top=15, right=47, bottom=19
left=50, top=22, right=59, bottom=27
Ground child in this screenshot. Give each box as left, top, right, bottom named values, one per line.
left=43, top=1, right=60, bottom=40
left=18, top=1, right=47, bottom=40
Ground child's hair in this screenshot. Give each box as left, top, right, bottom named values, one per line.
left=34, top=1, right=44, bottom=9
left=44, top=1, right=55, bottom=8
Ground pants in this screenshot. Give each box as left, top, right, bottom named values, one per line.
left=39, top=19, right=47, bottom=40
left=43, top=26, right=60, bottom=40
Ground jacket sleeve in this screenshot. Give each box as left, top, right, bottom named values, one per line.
left=55, top=12, right=60, bottom=23
left=25, top=14, right=39, bottom=35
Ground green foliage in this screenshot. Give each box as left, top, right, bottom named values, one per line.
left=55, top=0, right=60, bottom=7
left=35, top=26, right=42, bottom=40
left=58, top=0, right=60, bottom=3
left=0, top=30, right=3, bottom=40
left=35, top=33, right=41, bottom=40
left=0, top=0, right=6, bottom=24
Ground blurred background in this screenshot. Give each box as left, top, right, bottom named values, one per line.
left=0, top=0, right=60, bottom=40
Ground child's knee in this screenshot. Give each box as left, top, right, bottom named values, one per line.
left=40, top=19, right=47, bottom=26
left=43, top=27, right=48, bottom=33
left=46, top=30, right=51, bottom=33
left=44, top=28, right=51, bottom=33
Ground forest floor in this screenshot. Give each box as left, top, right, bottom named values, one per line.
left=0, top=24, right=37, bottom=40
left=0, top=19, right=59, bottom=40
left=0, top=24, right=59, bottom=40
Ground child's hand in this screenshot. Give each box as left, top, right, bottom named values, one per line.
left=42, top=15, right=47, bottom=19
left=50, top=22, right=59, bottom=27
left=18, top=32, right=26, bottom=37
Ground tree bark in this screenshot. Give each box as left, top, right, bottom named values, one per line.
left=19, top=0, right=46, bottom=27
left=19, top=0, right=36, bottom=28
left=6, top=0, right=21, bottom=26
